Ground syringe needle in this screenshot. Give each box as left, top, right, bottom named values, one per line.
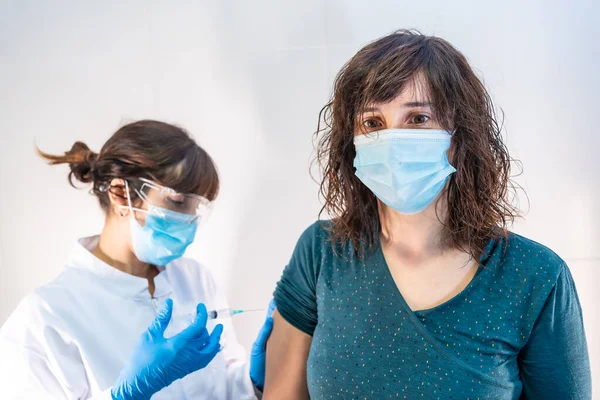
left=233, top=308, right=264, bottom=314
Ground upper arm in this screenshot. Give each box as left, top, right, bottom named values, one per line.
left=262, top=310, right=312, bottom=400
left=264, top=222, right=324, bottom=399
left=518, top=265, right=592, bottom=399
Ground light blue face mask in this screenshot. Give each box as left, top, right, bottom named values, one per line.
left=353, top=129, right=456, bottom=215
left=124, top=182, right=198, bottom=267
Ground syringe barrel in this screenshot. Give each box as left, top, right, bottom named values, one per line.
left=207, top=308, right=232, bottom=319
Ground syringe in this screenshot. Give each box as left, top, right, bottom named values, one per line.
left=207, top=308, right=264, bottom=320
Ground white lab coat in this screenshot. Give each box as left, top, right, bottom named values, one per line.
left=0, top=236, right=257, bottom=400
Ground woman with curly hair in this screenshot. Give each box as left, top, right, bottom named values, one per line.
left=264, top=30, right=591, bottom=399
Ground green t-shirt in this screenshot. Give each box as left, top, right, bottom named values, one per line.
left=274, top=221, right=591, bottom=399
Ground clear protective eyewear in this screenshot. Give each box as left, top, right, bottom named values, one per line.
left=128, top=178, right=212, bottom=224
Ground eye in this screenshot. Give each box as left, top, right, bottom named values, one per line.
left=167, top=194, right=186, bottom=205
left=362, top=118, right=383, bottom=130
left=410, top=114, right=431, bottom=125
left=409, top=114, right=430, bottom=125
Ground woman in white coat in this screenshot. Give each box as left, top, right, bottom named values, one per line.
left=0, top=120, right=273, bottom=400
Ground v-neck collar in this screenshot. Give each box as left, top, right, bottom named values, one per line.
left=66, top=236, right=173, bottom=300
left=375, top=236, right=498, bottom=316
left=372, top=236, right=512, bottom=388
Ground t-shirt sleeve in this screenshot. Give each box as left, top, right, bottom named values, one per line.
left=273, top=222, right=323, bottom=336
left=518, top=264, right=592, bottom=399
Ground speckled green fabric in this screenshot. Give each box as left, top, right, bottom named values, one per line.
left=274, top=221, right=591, bottom=399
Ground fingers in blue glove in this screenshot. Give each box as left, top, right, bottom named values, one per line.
left=176, top=303, right=209, bottom=344
left=266, top=299, right=276, bottom=318
left=254, top=317, right=273, bottom=352
left=195, top=303, right=209, bottom=326
left=112, top=301, right=224, bottom=400
left=148, top=298, right=173, bottom=339
left=252, top=299, right=276, bottom=355
left=249, top=300, right=276, bottom=390
left=199, top=324, right=223, bottom=354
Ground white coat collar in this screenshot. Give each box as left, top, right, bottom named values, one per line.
left=66, top=236, right=173, bottom=300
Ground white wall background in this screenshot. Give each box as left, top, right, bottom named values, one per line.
left=1, top=0, right=598, bottom=394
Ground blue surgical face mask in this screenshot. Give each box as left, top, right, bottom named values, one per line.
left=353, top=129, right=456, bottom=215
left=129, top=206, right=197, bottom=266
left=124, top=181, right=198, bottom=266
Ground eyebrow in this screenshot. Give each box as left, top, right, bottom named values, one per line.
left=403, top=101, right=433, bottom=108
left=361, top=102, right=433, bottom=113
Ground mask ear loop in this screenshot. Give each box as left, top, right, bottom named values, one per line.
left=124, top=180, right=134, bottom=218
left=123, top=180, right=153, bottom=220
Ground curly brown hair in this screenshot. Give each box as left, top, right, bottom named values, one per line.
left=315, top=30, right=521, bottom=260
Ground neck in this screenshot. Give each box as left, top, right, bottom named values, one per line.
left=379, top=200, right=447, bottom=261
left=92, top=215, right=156, bottom=279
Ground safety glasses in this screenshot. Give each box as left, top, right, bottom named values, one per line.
left=129, top=178, right=212, bottom=223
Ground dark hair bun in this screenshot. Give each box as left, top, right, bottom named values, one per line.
left=37, top=141, right=98, bottom=186
left=66, top=141, right=97, bottom=184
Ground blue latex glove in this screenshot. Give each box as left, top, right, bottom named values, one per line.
left=111, top=299, right=223, bottom=400
left=249, top=299, right=276, bottom=391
